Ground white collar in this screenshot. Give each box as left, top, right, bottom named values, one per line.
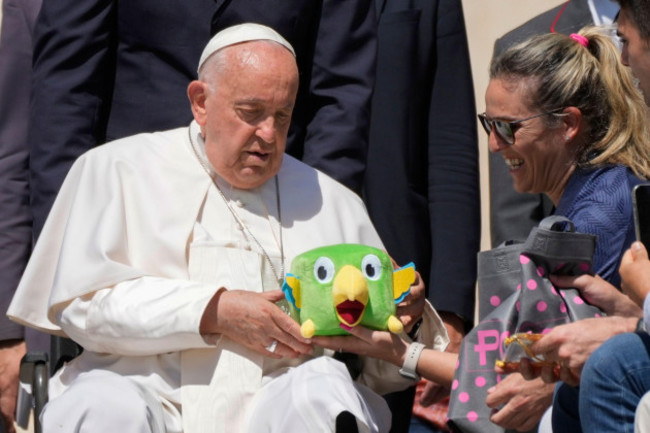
left=189, top=121, right=219, bottom=179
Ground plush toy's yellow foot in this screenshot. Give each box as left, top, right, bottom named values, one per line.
left=301, top=320, right=316, bottom=338
left=387, top=315, right=404, bottom=334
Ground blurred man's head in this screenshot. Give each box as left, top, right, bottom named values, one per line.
left=616, top=0, right=650, bottom=106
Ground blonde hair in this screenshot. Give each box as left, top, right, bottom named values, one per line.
left=490, top=27, right=650, bottom=179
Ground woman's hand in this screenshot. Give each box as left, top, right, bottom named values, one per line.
left=394, top=268, right=426, bottom=333
left=312, top=325, right=409, bottom=366
left=549, top=273, right=641, bottom=317
left=313, top=325, right=457, bottom=388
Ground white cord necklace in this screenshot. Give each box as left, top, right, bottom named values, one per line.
left=188, top=127, right=285, bottom=287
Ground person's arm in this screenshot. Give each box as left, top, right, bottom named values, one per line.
left=56, top=278, right=313, bottom=358
left=298, top=0, right=376, bottom=194
left=28, top=0, right=116, bottom=238
left=550, top=273, right=642, bottom=317
left=55, top=277, right=221, bottom=356
left=312, top=322, right=455, bottom=389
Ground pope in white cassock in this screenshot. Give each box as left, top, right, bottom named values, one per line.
left=8, top=24, right=448, bottom=433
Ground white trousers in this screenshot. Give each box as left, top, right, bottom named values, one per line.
left=42, top=370, right=169, bottom=433
left=41, top=357, right=390, bottom=433
left=244, top=357, right=391, bottom=433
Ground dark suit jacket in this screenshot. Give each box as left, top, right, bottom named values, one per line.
left=364, top=0, right=480, bottom=324
left=28, top=0, right=217, bottom=238
left=363, top=2, right=479, bottom=430
left=489, top=0, right=594, bottom=247
left=212, top=0, right=376, bottom=196
left=29, top=0, right=376, bottom=239
left=0, top=0, right=47, bottom=351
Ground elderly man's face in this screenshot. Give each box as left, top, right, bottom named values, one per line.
left=193, top=42, right=299, bottom=189
left=618, top=8, right=650, bottom=107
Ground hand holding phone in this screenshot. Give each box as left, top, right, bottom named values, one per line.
left=633, top=183, right=650, bottom=250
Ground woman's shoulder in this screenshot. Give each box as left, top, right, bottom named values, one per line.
left=572, top=165, right=641, bottom=200
left=558, top=165, right=638, bottom=219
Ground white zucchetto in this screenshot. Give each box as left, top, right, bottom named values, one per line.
left=197, top=23, right=296, bottom=73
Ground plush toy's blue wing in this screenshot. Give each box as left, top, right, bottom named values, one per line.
left=282, top=273, right=301, bottom=310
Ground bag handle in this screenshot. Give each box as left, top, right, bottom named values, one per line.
left=538, top=215, right=575, bottom=232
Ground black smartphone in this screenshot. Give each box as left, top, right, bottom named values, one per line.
left=633, top=183, right=650, bottom=249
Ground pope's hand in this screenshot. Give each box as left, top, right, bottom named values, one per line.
left=200, top=289, right=313, bottom=359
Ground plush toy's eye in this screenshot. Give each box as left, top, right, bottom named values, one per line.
left=314, top=257, right=335, bottom=283
left=361, top=254, right=383, bottom=281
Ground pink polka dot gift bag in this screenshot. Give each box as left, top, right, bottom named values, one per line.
left=447, top=216, right=603, bottom=433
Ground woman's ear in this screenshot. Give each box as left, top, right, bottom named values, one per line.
left=561, top=106, right=582, bottom=143
left=188, top=80, right=208, bottom=126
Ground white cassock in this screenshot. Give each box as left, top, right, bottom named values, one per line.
left=8, top=121, right=448, bottom=433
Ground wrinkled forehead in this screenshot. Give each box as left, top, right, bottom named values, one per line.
left=207, top=41, right=299, bottom=91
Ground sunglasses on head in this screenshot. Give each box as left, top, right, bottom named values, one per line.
left=478, top=110, right=563, bottom=145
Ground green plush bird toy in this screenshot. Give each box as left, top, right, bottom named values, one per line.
left=282, top=244, right=415, bottom=338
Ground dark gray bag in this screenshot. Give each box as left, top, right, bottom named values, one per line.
left=448, top=216, right=603, bottom=433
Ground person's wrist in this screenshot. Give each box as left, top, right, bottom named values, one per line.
left=398, top=342, right=425, bottom=381
left=200, top=287, right=227, bottom=335
left=612, top=293, right=644, bottom=317
left=623, top=315, right=641, bottom=333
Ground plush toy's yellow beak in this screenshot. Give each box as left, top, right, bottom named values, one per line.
left=332, top=265, right=369, bottom=327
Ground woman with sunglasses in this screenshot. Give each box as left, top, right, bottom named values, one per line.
left=317, top=27, right=650, bottom=433
left=482, top=26, right=650, bottom=287
left=482, top=27, right=650, bottom=433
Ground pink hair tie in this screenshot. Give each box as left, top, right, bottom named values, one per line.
left=570, top=33, right=589, bottom=47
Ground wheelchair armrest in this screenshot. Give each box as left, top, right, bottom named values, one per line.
left=18, top=352, right=49, bottom=433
